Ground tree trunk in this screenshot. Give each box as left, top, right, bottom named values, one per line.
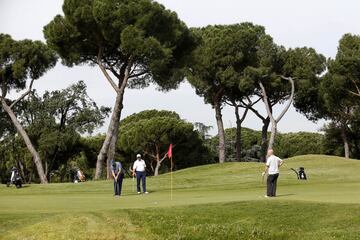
left=60, top=162, right=67, bottom=183
left=268, top=121, right=277, bottom=150
left=18, top=159, right=26, bottom=183
left=1, top=100, right=48, bottom=183
left=106, top=91, right=125, bottom=179
left=45, top=161, right=48, bottom=181
left=234, top=105, right=242, bottom=162
left=259, top=77, right=295, bottom=157
left=28, top=173, right=32, bottom=184
left=94, top=56, right=132, bottom=180
left=106, top=123, right=120, bottom=179
left=154, top=148, right=161, bottom=176
left=260, top=117, right=270, bottom=162
left=95, top=91, right=123, bottom=179
left=154, top=161, right=161, bottom=176
left=214, top=101, right=226, bottom=163
left=340, top=124, right=350, bottom=159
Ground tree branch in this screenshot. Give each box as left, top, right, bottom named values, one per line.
left=270, top=99, right=280, bottom=107
left=143, top=150, right=157, bottom=160
left=213, top=87, right=224, bottom=104
left=130, top=63, right=138, bottom=76
left=97, top=48, right=120, bottom=93
left=259, top=81, right=275, bottom=123
left=276, top=76, right=295, bottom=122
left=159, top=153, right=168, bottom=164
left=9, top=78, right=35, bottom=109
left=350, top=78, right=360, bottom=97
left=249, top=105, right=266, bottom=121
left=240, top=106, right=249, bottom=123
left=240, top=96, right=262, bottom=108
left=349, top=90, right=360, bottom=97
left=129, top=70, right=148, bottom=79
left=118, top=56, right=134, bottom=93
left=252, top=96, right=262, bottom=105
left=1, top=82, right=7, bottom=98
left=107, top=66, right=121, bottom=80
left=225, top=99, right=235, bottom=107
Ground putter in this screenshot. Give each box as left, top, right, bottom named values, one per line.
left=262, top=172, right=267, bottom=184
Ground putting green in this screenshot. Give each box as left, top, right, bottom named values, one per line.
left=1, top=155, right=360, bottom=239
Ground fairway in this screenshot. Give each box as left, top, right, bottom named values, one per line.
left=1, top=155, right=360, bottom=239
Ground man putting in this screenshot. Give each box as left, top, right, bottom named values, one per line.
left=262, top=149, right=283, bottom=197
left=132, top=154, right=148, bottom=194
left=110, top=159, right=124, bottom=197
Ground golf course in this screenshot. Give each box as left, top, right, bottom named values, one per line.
left=1, top=155, right=360, bottom=240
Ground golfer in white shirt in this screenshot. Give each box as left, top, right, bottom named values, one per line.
left=263, top=149, right=283, bottom=197
left=132, top=154, right=148, bottom=194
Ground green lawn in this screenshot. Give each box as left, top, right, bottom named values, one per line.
left=1, top=155, right=360, bottom=239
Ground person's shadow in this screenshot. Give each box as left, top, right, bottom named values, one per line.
left=5, top=185, right=30, bottom=188
left=276, top=193, right=295, bottom=197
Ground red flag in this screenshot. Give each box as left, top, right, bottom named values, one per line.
left=167, top=144, right=173, bottom=159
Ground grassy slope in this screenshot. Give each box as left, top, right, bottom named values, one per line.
left=0, top=155, right=360, bottom=239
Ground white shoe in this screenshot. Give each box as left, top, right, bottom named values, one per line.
left=144, top=192, right=149, bottom=194
left=264, top=195, right=269, bottom=198
left=137, top=192, right=141, bottom=194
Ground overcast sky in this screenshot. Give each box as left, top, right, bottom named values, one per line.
left=1, top=0, right=359, bottom=135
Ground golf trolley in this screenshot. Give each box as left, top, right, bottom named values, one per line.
left=6, top=167, right=22, bottom=188
left=73, top=168, right=86, bottom=183
left=291, top=167, right=307, bottom=180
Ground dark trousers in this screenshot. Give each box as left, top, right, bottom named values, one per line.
left=136, top=171, right=146, bottom=192
left=267, top=173, right=279, bottom=197
left=114, top=173, right=124, bottom=196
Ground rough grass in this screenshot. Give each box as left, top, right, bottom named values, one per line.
left=0, top=155, right=360, bottom=239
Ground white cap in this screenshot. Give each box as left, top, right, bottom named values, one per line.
left=136, top=154, right=141, bottom=158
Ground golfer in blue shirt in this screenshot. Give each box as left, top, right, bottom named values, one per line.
left=110, top=159, right=124, bottom=197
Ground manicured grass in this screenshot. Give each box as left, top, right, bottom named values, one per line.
left=128, top=201, right=360, bottom=240
left=0, top=155, right=360, bottom=239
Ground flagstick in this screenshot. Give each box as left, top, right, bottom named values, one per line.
left=132, top=174, right=135, bottom=192
left=170, top=156, right=173, bottom=200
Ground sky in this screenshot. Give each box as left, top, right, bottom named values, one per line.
left=1, top=0, right=359, bottom=136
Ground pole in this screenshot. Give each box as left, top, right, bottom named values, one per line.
left=170, top=156, right=173, bottom=200
left=128, top=166, right=135, bottom=193
left=132, top=174, right=135, bottom=193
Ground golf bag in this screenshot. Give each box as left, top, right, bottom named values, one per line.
left=73, top=169, right=86, bottom=183
left=6, top=167, right=22, bottom=188
left=291, top=167, right=307, bottom=180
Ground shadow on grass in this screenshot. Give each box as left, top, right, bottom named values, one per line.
left=121, top=191, right=156, bottom=196
left=4, top=185, right=30, bottom=189
left=276, top=193, right=295, bottom=197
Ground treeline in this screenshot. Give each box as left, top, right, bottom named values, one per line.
left=0, top=100, right=213, bottom=182
left=210, top=128, right=327, bottom=161
left=1, top=88, right=357, bottom=184
left=1, top=0, right=360, bottom=183
left=209, top=128, right=323, bottom=161
left=0, top=81, right=110, bottom=183
left=209, top=126, right=360, bottom=161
